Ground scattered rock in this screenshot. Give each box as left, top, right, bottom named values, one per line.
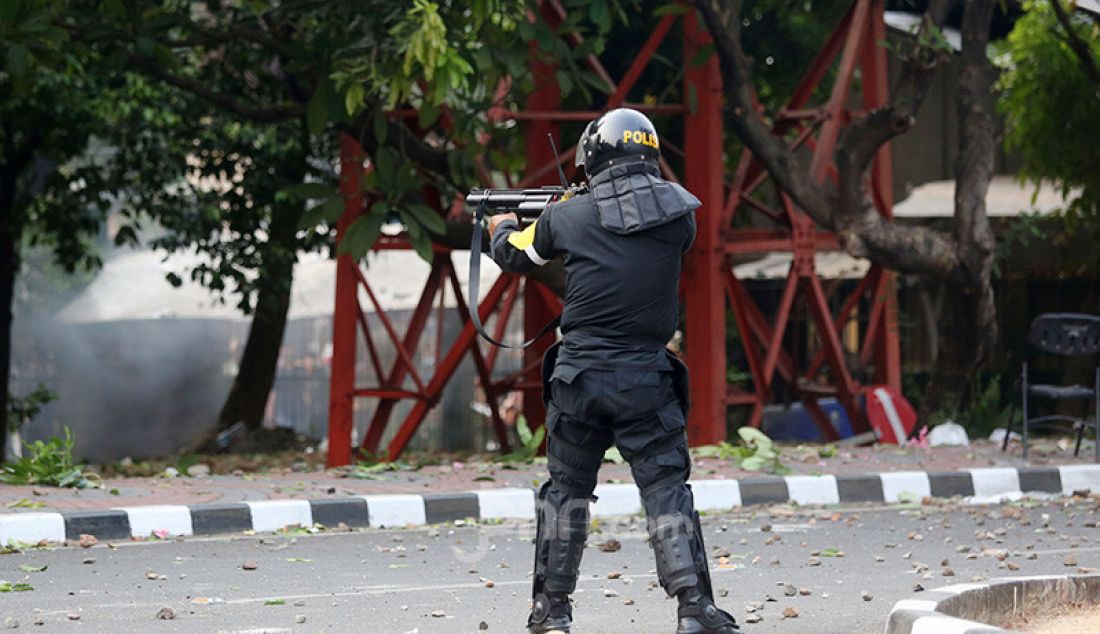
left=431, top=610, right=446, bottom=618
left=798, top=588, right=811, bottom=596
left=861, top=590, right=873, bottom=602
left=146, top=570, right=159, bottom=580
left=604, top=589, right=619, bottom=598
left=66, top=613, right=80, bottom=621
left=783, top=583, right=797, bottom=597
left=782, top=607, right=799, bottom=619
left=479, top=621, right=489, bottom=630
left=82, top=558, right=95, bottom=565
left=807, top=557, right=821, bottom=566
left=607, top=572, right=622, bottom=580
left=598, top=540, right=621, bottom=553
left=745, top=614, right=763, bottom=624
left=187, top=464, right=211, bottom=477
left=942, top=568, right=955, bottom=577
left=295, top=615, right=306, bottom=624
left=912, top=583, right=924, bottom=593
left=623, top=598, right=635, bottom=605
left=155, top=607, right=175, bottom=620
left=4, top=617, right=18, bottom=629
left=78, top=534, right=97, bottom=548
left=1064, top=555, right=1078, bottom=567
left=1006, top=561, right=1020, bottom=571
left=242, top=560, right=258, bottom=571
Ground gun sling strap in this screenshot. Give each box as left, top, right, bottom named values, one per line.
left=468, top=199, right=561, bottom=349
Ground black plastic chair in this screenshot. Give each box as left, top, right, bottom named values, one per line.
left=1003, top=313, right=1100, bottom=461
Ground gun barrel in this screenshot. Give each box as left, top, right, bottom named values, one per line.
left=465, top=187, right=565, bottom=217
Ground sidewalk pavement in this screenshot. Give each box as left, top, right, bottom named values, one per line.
left=1, top=439, right=1099, bottom=544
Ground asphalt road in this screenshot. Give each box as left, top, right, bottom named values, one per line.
left=2, top=496, right=1098, bottom=633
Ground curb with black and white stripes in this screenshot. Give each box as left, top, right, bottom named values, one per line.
left=2, top=465, right=1099, bottom=544
left=886, top=574, right=1100, bottom=633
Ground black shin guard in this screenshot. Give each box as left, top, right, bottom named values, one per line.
left=674, top=511, right=739, bottom=633
left=529, top=481, right=589, bottom=630
left=649, top=511, right=700, bottom=596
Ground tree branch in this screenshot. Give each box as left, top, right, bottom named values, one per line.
left=129, top=54, right=306, bottom=123
left=342, top=109, right=454, bottom=186
left=1049, top=0, right=1100, bottom=86
left=694, top=0, right=968, bottom=280
left=691, top=0, right=835, bottom=227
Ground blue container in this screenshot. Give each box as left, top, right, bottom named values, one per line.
left=760, top=398, right=854, bottom=442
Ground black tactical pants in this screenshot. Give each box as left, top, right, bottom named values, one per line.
left=535, top=366, right=704, bottom=599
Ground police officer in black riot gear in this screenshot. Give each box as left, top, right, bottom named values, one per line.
left=488, top=108, right=740, bottom=634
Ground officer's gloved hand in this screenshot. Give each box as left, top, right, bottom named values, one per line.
left=488, top=212, right=518, bottom=237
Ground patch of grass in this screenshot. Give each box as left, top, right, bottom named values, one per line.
left=1, top=427, right=100, bottom=489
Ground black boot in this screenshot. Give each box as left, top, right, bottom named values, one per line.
left=675, top=587, right=741, bottom=634
left=528, top=592, right=572, bottom=633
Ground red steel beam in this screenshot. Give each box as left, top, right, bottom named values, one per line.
left=682, top=12, right=726, bottom=445
left=385, top=274, right=515, bottom=460
left=328, top=135, right=365, bottom=467
left=360, top=256, right=450, bottom=453
left=808, top=0, right=871, bottom=181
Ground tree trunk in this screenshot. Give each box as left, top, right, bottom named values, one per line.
left=921, top=0, right=998, bottom=418
left=695, top=0, right=1004, bottom=421
left=213, top=201, right=302, bottom=439
left=0, top=164, right=19, bottom=463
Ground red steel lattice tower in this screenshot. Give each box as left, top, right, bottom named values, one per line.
left=326, top=0, right=900, bottom=465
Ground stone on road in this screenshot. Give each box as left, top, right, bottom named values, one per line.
left=1, top=496, right=1097, bottom=632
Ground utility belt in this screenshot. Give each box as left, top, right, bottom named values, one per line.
left=540, top=341, right=691, bottom=416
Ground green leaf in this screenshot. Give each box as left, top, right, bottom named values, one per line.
left=739, top=456, right=766, bottom=471
left=5, top=498, right=44, bottom=509
left=298, top=197, right=346, bottom=230
left=603, top=446, right=625, bottom=464
left=344, top=83, right=365, bottom=116
left=530, top=424, right=546, bottom=449
left=554, top=70, right=574, bottom=97
left=404, top=204, right=446, bottom=236
left=373, top=108, right=389, bottom=145
left=516, top=416, right=532, bottom=445
left=406, top=228, right=434, bottom=262
left=285, top=183, right=334, bottom=200
left=417, top=101, right=440, bottom=129
left=588, top=1, right=611, bottom=32
left=18, top=564, right=47, bottom=573
left=654, top=3, right=691, bottom=16
left=336, top=211, right=386, bottom=257
left=688, top=43, right=716, bottom=69
left=307, top=79, right=333, bottom=136
left=264, top=598, right=286, bottom=605
left=737, top=426, right=772, bottom=448
left=373, top=148, right=396, bottom=192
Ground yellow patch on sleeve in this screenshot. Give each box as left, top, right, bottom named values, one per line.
left=506, top=220, right=539, bottom=250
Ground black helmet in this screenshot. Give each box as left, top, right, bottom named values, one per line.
left=575, top=108, right=660, bottom=177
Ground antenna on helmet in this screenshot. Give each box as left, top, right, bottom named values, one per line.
left=547, top=134, right=569, bottom=188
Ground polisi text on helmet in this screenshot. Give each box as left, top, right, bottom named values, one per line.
left=622, top=130, right=659, bottom=149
